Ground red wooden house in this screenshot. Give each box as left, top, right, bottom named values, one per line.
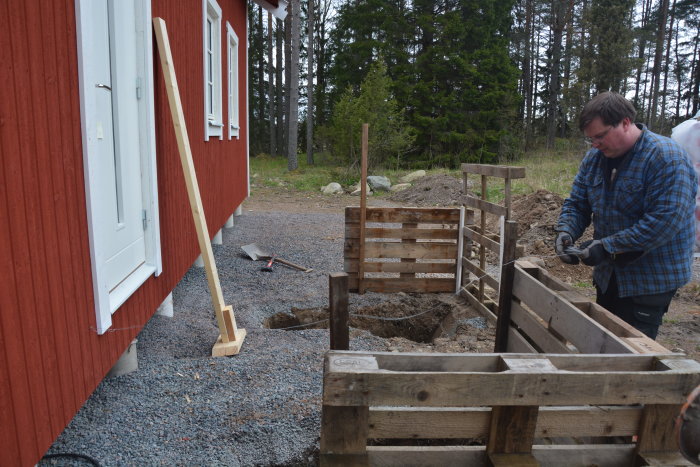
left=0, top=0, right=285, bottom=464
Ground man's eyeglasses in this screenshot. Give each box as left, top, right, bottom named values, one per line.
left=584, top=125, right=614, bottom=145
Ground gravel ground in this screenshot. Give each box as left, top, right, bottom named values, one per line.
left=44, top=209, right=389, bottom=466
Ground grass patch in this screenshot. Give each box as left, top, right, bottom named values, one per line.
left=250, top=147, right=582, bottom=197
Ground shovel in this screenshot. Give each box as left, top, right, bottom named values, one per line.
left=241, top=243, right=313, bottom=273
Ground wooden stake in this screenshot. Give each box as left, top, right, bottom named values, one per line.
left=329, top=273, right=349, bottom=351
left=494, top=220, right=518, bottom=352
left=152, top=18, right=245, bottom=356
left=358, top=123, right=368, bottom=295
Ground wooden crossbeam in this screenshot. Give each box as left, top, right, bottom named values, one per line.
left=153, top=18, right=245, bottom=356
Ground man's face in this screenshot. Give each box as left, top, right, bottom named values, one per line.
left=584, top=116, right=632, bottom=158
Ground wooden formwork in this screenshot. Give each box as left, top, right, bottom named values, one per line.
left=460, top=163, right=526, bottom=312
left=320, top=351, right=700, bottom=467
left=344, top=207, right=461, bottom=293
left=482, top=260, right=671, bottom=355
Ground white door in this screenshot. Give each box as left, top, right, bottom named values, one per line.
left=94, top=0, right=147, bottom=292
left=77, top=0, right=161, bottom=334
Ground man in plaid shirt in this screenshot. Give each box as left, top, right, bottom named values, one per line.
left=555, top=92, right=697, bottom=339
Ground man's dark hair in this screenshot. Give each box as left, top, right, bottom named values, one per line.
left=579, top=92, right=637, bottom=131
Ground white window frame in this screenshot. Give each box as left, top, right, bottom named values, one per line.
left=203, top=0, right=223, bottom=140
left=226, top=22, right=240, bottom=140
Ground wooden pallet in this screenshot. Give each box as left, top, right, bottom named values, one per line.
left=320, top=351, right=700, bottom=467
left=491, top=261, right=671, bottom=355
left=344, top=207, right=460, bottom=293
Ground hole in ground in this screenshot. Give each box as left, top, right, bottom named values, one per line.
left=264, top=294, right=460, bottom=343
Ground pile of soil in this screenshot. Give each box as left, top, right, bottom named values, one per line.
left=389, top=174, right=469, bottom=207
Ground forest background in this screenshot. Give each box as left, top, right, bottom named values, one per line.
left=247, top=0, right=700, bottom=171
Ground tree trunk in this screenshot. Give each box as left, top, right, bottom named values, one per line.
left=522, top=0, right=533, bottom=148
left=546, top=0, right=569, bottom=149
left=284, top=11, right=292, bottom=153
left=660, top=0, right=676, bottom=129
left=306, top=0, right=314, bottom=164
left=287, top=0, right=301, bottom=171
left=268, top=12, right=276, bottom=157
left=258, top=6, right=265, bottom=148
left=648, top=0, right=669, bottom=129
left=276, top=18, right=284, bottom=155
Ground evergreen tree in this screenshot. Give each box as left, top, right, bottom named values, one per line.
left=327, top=61, right=414, bottom=169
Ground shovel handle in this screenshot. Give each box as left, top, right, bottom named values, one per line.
left=274, top=257, right=313, bottom=273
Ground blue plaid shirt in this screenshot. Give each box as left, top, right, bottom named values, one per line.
left=557, top=124, right=697, bottom=297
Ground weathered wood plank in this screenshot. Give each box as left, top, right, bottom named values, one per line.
left=329, top=351, right=688, bottom=374
left=494, top=220, right=518, bottom=352
left=512, top=266, right=635, bottom=354
left=348, top=277, right=455, bottom=293
left=462, top=163, right=527, bottom=179
left=345, top=241, right=457, bottom=259
left=487, top=405, right=539, bottom=455
left=323, top=371, right=700, bottom=407
left=320, top=405, right=369, bottom=467
left=329, top=273, right=349, bottom=351
left=366, top=445, right=634, bottom=467
left=345, top=207, right=461, bottom=223
left=464, top=226, right=501, bottom=254
left=367, top=406, right=642, bottom=439
left=461, top=257, right=499, bottom=290
left=345, top=225, right=459, bottom=240
left=510, top=301, right=571, bottom=354
left=464, top=196, right=508, bottom=217
left=345, top=260, right=456, bottom=274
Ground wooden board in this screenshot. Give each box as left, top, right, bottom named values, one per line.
left=512, top=266, right=634, bottom=354
left=345, top=260, right=455, bottom=274
left=463, top=226, right=501, bottom=254
left=464, top=196, right=508, bottom=217
left=345, top=207, right=461, bottom=224
left=345, top=241, right=457, bottom=260
left=510, top=302, right=570, bottom=354
left=368, top=406, right=641, bottom=439
left=462, top=163, right=527, bottom=179
left=153, top=18, right=243, bottom=354
left=345, top=225, right=459, bottom=240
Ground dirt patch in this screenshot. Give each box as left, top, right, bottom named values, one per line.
left=265, top=293, right=495, bottom=352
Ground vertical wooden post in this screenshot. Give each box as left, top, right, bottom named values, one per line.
left=455, top=206, right=465, bottom=293
left=635, top=404, right=681, bottom=464
left=329, top=273, right=349, bottom=351
left=358, top=124, right=368, bottom=294
left=153, top=18, right=245, bottom=356
left=478, top=174, right=488, bottom=301
left=504, top=177, right=512, bottom=220
left=494, top=220, right=519, bottom=352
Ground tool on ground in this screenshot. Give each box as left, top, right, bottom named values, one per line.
left=262, top=255, right=275, bottom=272
left=241, top=243, right=313, bottom=273
left=678, top=384, right=700, bottom=465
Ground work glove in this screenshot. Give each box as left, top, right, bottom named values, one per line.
left=555, top=231, right=579, bottom=265
left=579, top=239, right=609, bottom=266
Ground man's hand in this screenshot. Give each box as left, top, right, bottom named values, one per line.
left=579, top=239, right=609, bottom=266
left=555, top=232, right=579, bottom=264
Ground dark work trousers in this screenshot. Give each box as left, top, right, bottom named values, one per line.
left=595, top=272, right=676, bottom=340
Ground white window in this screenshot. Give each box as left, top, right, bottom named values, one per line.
left=203, top=0, right=223, bottom=140
left=226, top=22, right=240, bottom=140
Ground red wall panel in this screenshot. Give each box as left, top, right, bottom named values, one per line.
left=0, top=0, right=249, bottom=465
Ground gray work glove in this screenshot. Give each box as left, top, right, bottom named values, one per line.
left=555, top=231, right=579, bottom=265
left=578, top=239, right=609, bottom=266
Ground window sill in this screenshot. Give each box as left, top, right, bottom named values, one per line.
left=206, top=120, right=223, bottom=140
